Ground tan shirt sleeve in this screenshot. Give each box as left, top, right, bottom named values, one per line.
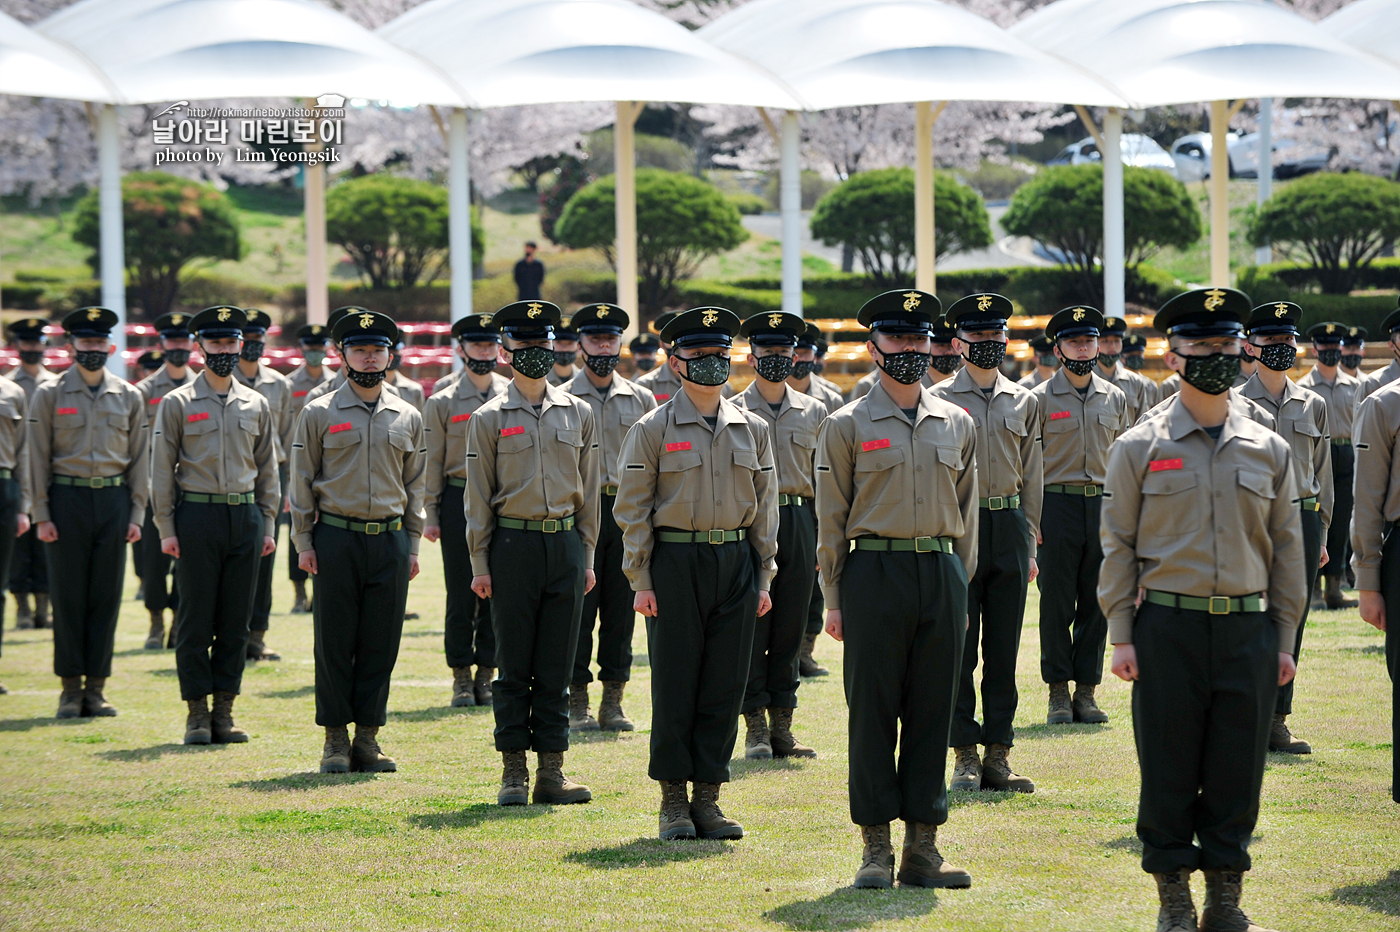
left=576, top=402, right=600, bottom=569
left=952, top=421, right=979, bottom=581
left=400, top=409, right=427, bottom=556
left=815, top=412, right=855, bottom=607
left=422, top=394, right=448, bottom=528
left=1265, top=454, right=1307, bottom=647
left=122, top=387, right=149, bottom=525
left=26, top=382, right=54, bottom=525
left=1351, top=392, right=1399, bottom=591
left=288, top=401, right=323, bottom=554
left=150, top=392, right=182, bottom=539
left=748, top=413, right=780, bottom=590
left=464, top=405, right=501, bottom=577
left=1021, top=391, right=1043, bottom=559
left=1099, top=435, right=1146, bottom=643
left=613, top=414, right=663, bottom=591
left=1313, top=399, right=1334, bottom=531
left=253, top=397, right=279, bottom=539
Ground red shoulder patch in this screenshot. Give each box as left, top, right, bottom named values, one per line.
left=861, top=438, right=891, bottom=452
left=654, top=393, right=671, bottom=401
left=186, top=412, right=209, bottom=423
left=665, top=441, right=691, bottom=452
left=450, top=413, right=471, bottom=423
left=292, top=390, right=309, bottom=397
left=500, top=425, right=525, bottom=437
left=56, top=407, right=78, bottom=416
left=328, top=422, right=352, bottom=434
left=1149, top=458, right=1183, bottom=472
left=1050, top=410, right=1072, bottom=420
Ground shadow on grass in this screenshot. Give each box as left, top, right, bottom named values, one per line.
left=1101, top=834, right=1143, bottom=854
left=563, top=836, right=732, bottom=869
left=400, top=629, right=445, bottom=638
left=98, top=743, right=230, bottom=762
left=259, top=685, right=315, bottom=700
left=764, top=887, right=939, bottom=930
left=231, top=773, right=378, bottom=792
left=387, top=705, right=487, bottom=723
left=1331, top=871, right=1400, bottom=916
left=407, top=803, right=549, bottom=830
left=730, top=758, right=804, bottom=779
left=948, top=789, right=1020, bottom=808
left=146, top=668, right=179, bottom=678
left=113, top=647, right=165, bottom=658
left=1340, top=644, right=1386, bottom=656
left=0, top=716, right=89, bottom=732
left=1013, top=722, right=1109, bottom=740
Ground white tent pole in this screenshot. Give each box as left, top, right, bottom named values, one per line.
left=615, top=101, right=641, bottom=328
left=1103, top=107, right=1125, bottom=320
left=97, top=103, right=126, bottom=375
left=304, top=98, right=328, bottom=326
left=915, top=101, right=935, bottom=292
left=780, top=110, right=802, bottom=317
left=1210, top=100, right=1231, bottom=287
left=1255, top=97, right=1273, bottom=266
left=449, top=107, right=473, bottom=322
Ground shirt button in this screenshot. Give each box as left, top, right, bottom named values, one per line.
left=917, top=498, right=924, bottom=504
left=915, top=465, right=922, bottom=472
left=716, top=500, right=723, bottom=506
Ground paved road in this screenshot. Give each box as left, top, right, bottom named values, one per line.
left=741, top=204, right=1050, bottom=274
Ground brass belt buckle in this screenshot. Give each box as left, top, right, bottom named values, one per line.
left=226, top=494, right=239, bottom=505
left=987, top=496, right=1004, bottom=510
left=542, top=518, right=560, bottom=533
left=707, top=529, right=725, bottom=544
left=914, top=536, right=935, bottom=553
left=1084, top=486, right=1099, bottom=497
left=364, top=522, right=382, bottom=535
left=88, top=477, right=103, bottom=489
left=1208, top=596, right=1230, bottom=615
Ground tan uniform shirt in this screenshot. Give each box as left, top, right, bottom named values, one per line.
left=463, top=381, right=600, bottom=576
left=421, top=371, right=510, bottom=527
left=234, top=364, right=293, bottom=465
left=1031, top=369, right=1129, bottom=487
left=150, top=375, right=279, bottom=539
left=1355, top=358, right=1400, bottom=414
left=847, top=367, right=938, bottom=402
left=0, top=378, right=30, bottom=514
left=386, top=371, right=425, bottom=411
left=815, top=381, right=979, bottom=606
left=1157, top=371, right=1242, bottom=399
left=564, top=370, right=657, bottom=489
left=1137, top=386, right=1276, bottom=431
left=546, top=366, right=578, bottom=388
left=137, top=367, right=194, bottom=432
left=792, top=376, right=844, bottom=416
left=8, top=366, right=58, bottom=401
left=287, top=363, right=334, bottom=419
left=1018, top=369, right=1051, bottom=390
left=28, top=366, right=148, bottom=525
left=1100, top=362, right=1159, bottom=424
left=734, top=380, right=824, bottom=499
left=613, top=388, right=779, bottom=592
left=1351, top=380, right=1400, bottom=590
left=1240, top=374, right=1333, bottom=529
left=289, top=381, right=427, bottom=555
left=1297, top=366, right=1359, bottom=442
left=930, top=368, right=1042, bottom=555
left=1099, top=396, right=1307, bottom=647
left=633, top=361, right=736, bottom=403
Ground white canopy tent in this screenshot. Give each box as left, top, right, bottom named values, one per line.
left=1321, top=0, right=1400, bottom=73
left=34, top=0, right=468, bottom=371
left=379, top=0, right=803, bottom=334
left=1012, top=0, right=1400, bottom=306
left=700, top=0, right=1130, bottom=317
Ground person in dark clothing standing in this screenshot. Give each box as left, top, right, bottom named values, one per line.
left=514, top=241, right=545, bottom=301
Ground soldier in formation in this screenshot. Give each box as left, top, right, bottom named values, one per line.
left=284, top=323, right=334, bottom=614
left=6, top=318, right=53, bottom=631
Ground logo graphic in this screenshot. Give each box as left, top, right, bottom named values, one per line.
left=527, top=303, right=543, bottom=319
left=315, top=93, right=346, bottom=109
left=311, top=325, right=322, bottom=335
left=902, top=292, right=922, bottom=312
left=596, top=306, right=610, bottom=318
left=216, top=308, right=231, bottom=322
left=1203, top=289, right=1227, bottom=312
left=1072, top=308, right=1086, bottom=322
left=87, top=308, right=102, bottom=322
left=768, top=313, right=784, bottom=328
left=154, top=100, right=188, bottom=118
left=1274, top=303, right=1290, bottom=318
left=976, top=295, right=994, bottom=313
left=1326, top=324, right=1337, bottom=335
left=170, top=314, right=184, bottom=326
left=359, top=313, right=375, bottom=329
left=701, top=310, right=719, bottom=327
left=479, top=315, right=491, bottom=326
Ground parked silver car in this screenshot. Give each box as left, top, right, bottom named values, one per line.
left=1170, top=131, right=1330, bottom=181
left=1046, top=134, right=1180, bottom=176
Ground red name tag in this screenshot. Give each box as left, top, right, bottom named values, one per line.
left=1149, top=458, right=1183, bottom=472
left=666, top=441, right=691, bottom=452
left=500, top=425, right=525, bottom=437
left=293, top=390, right=309, bottom=397
left=450, top=413, right=471, bottom=423
left=148, top=397, right=161, bottom=405
left=56, top=407, right=78, bottom=416
left=862, top=438, right=891, bottom=452
left=328, top=422, right=352, bottom=433
left=654, top=393, right=671, bottom=401
left=187, top=412, right=209, bottom=423
left=1050, top=411, right=1072, bottom=420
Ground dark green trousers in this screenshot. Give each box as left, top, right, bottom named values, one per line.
left=1323, top=444, right=1353, bottom=581
left=842, top=547, right=967, bottom=827
left=440, top=483, right=494, bottom=669
left=311, top=520, right=410, bottom=727
left=1037, top=491, right=1107, bottom=685
left=173, top=501, right=261, bottom=699
left=9, top=523, right=48, bottom=593
left=489, top=524, right=585, bottom=752
left=952, top=507, right=1030, bottom=749
left=0, top=478, right=20, bottom=659
left=574, top=494, right=634, bottom=685
left=46, top=485, right=128, bottom=678
left=1380, top=532, right=1400, bottom=804
left=648, top=536, right=758, bottom=784
left=1132, top=601, right=1278, bottom=874
left=141, top=503, right=178, bottom=614
left=743, top=503, right=814, bottom=712
left=1278, top=508, right=1322, bottom=716
left=249, top=471, right=282, bottom=632
left=805, top=510, right=825, bottom=636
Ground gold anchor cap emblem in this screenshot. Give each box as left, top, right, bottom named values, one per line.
left=902, top=292, right=922, bottom=312
left=87, top=308, right=101, bottom=322
left=1072, top=308, right=1086, bottom=322
left=311, top=325, right=322, bottom=335
left=595, top=306, right=609, bottom=318
left=359, top=313, right=375, bottom=329
left=479, top=315, right=491, bottom=326
left=1203, top=289, right=1227, bottom=312
left=1275, top=303, right=1290, bottom=318
left=527, top=303, right=543, bottom=319
left=170, top=314, right=183, bottom=325
left=701, top=310, right=719, bottom=327
left=768, top=313, right=783, bottom=328
left=217, top=308, right=231, bottom=322
left=976, top=295, right=994, bottom=312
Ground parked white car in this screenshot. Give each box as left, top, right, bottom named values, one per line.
left=1170, top=131, right=1331, bottom=182
left=1046, top=134, right=1180, bottom=176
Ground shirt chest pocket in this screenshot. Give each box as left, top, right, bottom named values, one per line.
left=854, top=445, right=905, bottom=504
left=732, top=448, right=760, bottom=503
left=184, top=415, right=218, bottom=438
left=610, top=405, right=642, bottom=431
left=548, top=427, right=584, bottom=471
left=239, top=415, right=260, bottom=436
left=1095, top=410, right=1122, bottom=433
left=497, top=430, right=536, bottom=478
left=935, top=444, right=963, bottom=503
left=1284, top=417, right=1321, bottom=461
left=1140, top=467, right=1203, bottom=535
left=322, top=427, right=362, bottom=455
left=1004, top=416, right=1027, bottom=438
left=1237, top=467, right=1277, bottom=503
left=658, top=447, right=702, bottom=505
left=388, top=427, right=414, bottom=453
left=104, top=412, right=130, bottom=436
left=1045, top=411, right=1076, bottom=434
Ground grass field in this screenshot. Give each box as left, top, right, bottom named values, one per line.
left=0, top=528, right=1396, bottom=932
